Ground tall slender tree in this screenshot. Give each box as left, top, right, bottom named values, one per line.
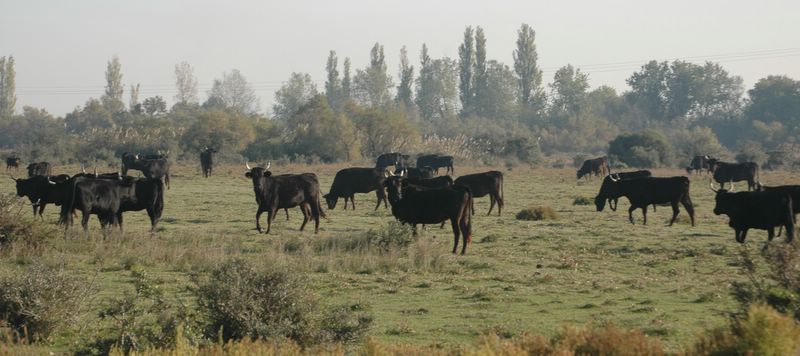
left=102, top=56, right=125, bottom=113
left=174, top=61, right=199, bottom=105
left=353, top=43, right=393, bottom=107
left=342, top=57, right=352, bottom=102
left=396, top=45, right=415, bottom=110
left=549, top=64, right=589, bottom=117
left=473, top=27, right=489, bottom=117
left=0, top=56, right=16, bottom=118
left=458, top=26, right=475, bottom=116
left=129, top=83, right=141, bottom=113
left=513, top=24, right=545, bottom=114
left=325, top=50, right=342, bottom=110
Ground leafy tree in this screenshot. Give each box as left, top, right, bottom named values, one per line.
left=481, top=60, right=518, bottom=121
left=473, top=27, right=489, bottom=117
left=664, top=60, right=702, bottom=119
left=745, top=75, right=800, bottom=126
left=549, top=64, right=589, bottom=118
left=672, top=126, right=727, bottom=159
left=273, top=72, right=318, bottom=120
left=325, top=51, right=342, bottom=110
left=180, top=108, right=255, bottom=153
left=693, top=62, right=743, bottom=119
left=395, top=46, right=414, bottom=110
left=458, top=26, right=475, bottom=116
left=626, top=60, right=669, bottom=121
left=142, top=96, right=167, bottom=118
left=206, top=69, right=259, bottom=115
left=415, top=45, right=458, bottom=122
left=65, top=98, right=114, bottom=133
left=0, top=56, right=17, bottom=119
left=353, top=43, right=393, bottom=107
left=286, top=95, right=360, bottom=161
left=347, top=104, right=419, bottom=158
left=102, top=56, right=125, bottom=113
left=174, top=61, right=199, bottom=105
left=513, top=23, right=546, bottom=118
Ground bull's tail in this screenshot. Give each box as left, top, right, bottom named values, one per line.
left=154, top=179, right=165, bottom=220
left=60, top=178, right=79, bottom=228
left=165, top=172, right=170, bottom=190
left=453, top=185, right=473, bottom=245
left=498, top=174, right=505, bottom=210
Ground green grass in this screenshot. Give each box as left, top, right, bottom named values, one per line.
left=0, top=164, right=789, bottom=352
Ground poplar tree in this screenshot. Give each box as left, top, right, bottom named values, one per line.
left=513, top=24, right=545, bottom=114
left=325, top=51, right=342, bottom=110
left=102, top=56, right=125, bottom=113
left=342, top=57, right=352, bottom=101
left=174, top=61, right=199, bottom=105
left=396, top=45, right=414, bottom=110
left=0, top=56, right=16, bottom=118
left=473, top=27, right=489, bottom=117
left=458, top=26, right=475, bottom=116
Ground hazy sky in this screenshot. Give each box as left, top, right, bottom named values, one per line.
left=1, top=0, right=799, bottom=116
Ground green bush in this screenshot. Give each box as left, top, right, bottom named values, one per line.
left=0, top=264, right=94, bottom=341
left=319, top=303, right=373, bottom=343
left=314, top=221, right=415, bottom=254
left=572, top=197, right=592, bottom=205
left=193, top=259, right=317, bottom=345
left=516, top=206, right=559, bottom=221
left=735, top=140, right=768, bottom=165
left=689, top=304, right=800, bottom=355
left=608, top=130, right=672, bottom=168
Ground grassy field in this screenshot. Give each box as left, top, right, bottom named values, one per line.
left=0, top=162, right=790, bottom=352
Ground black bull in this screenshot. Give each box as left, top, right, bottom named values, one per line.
left=324, top=167, right=389, bottom=210
left=603, top=170, right=652, bottom=211
left=200, top=148, right=217, bottom=178
left=577, top=157, right=609, bottom=179
left=59, top=176, right=164, bottom=233
left=122, top=153, right=171, bottom=189
left=712, top=188, right=794, bottom=244
left=383, top=175, right=473, bottom=255
left=246, top=166, right=324, bottom=234
left=454, top=171, right=504, bottom=216
left=595, top=176, right=695, bottom=226
left=708, top=160, right=759, bottom=191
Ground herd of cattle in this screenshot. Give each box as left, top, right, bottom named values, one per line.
left=4, top=151, right=796, bottom=255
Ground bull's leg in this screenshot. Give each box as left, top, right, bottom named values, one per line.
left=255, top=208, right=264, bottom=233
left=374, top=191, right=382, bottom=211
left=451, top=218, right=460, bottom=254
left=609, top=198, right=617, bottom=211
left=681, top=196, right=696, bottom=227
left=497, top=194, right=503, bottom=215
left=309, top=201, right=320, bottom=234
left=117, top=213, right=124, bottom=232
left=37, top=204, right=46, bottom=220
left=147, top=207, right=157, bottom=234
left=628, top=206, right=636, bottom=224
left=736, top=229, right=748, bottom=243
left=299, top=204, right=309, bottom=231
left=488, top=195, right=495, bottom=215
left=285, top=208, right=290, bottom=221
left=768, top=228, right=775, bottom=241
left=471, top=197, right=475, bottom=216
left=81, top=210, right=90, bottom=235
left=786, top=222, right=795, bottom=242
left=265, top=208, right=276, bottom=234
left=641, top=206, right=648, bottom=225
left=440, top=221, right=445, bottom=229
left=668, top=202, right=679, bottom=226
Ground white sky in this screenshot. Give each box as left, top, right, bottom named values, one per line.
left=1, top=0, right=799, bottom=116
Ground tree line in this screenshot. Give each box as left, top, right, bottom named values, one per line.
left=1, top=23, right=800, bottom=168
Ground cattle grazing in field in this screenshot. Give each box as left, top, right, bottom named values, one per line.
left=14, top=174, right=73, bottom=218
left=712, top=186, right=794, bottom=244
left=6, top=157, right=21, bottom=171
left=121, top=152, right=171, bottom=189
left=200, top=147, right=217, bottom=178
left=375, top=152, right=404, bottom=169
left=396, top=166, right=435, bottom=180
left=454, top=171, right=504, bottom=216
left=603, top=170, right=652, bottom=211
left=417, top=154, right=455, bottom=175
left=707, top=159, right=759, bottom=191
left=245, top=162, right=324, bottom=234
left=324, top=167, right=389, bottom=210
left=113, top=177, right=165, bottom=233
left=595, top=176, right=695, bottom=226
left=686, top=155, right=712, bottom=174
left=59, top=177, right=123, bottom=234
left=26, top=162, right=52, bottom=177
left=383, top=174, right=473, bottom=255
left=577, top=156, right=610, bottom=180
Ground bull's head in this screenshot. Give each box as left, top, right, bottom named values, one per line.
left=323, top=193, right=337, bottom=209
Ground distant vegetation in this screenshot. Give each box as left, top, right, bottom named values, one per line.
left=2, top=24, right=800, bottom=168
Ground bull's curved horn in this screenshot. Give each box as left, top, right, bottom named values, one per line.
left=709, top=178, right=718, bottom=193
left=245, top=161, right=251, bottom=170
left=94, top=165, right=98, bottom=176
left=402, top=169, right=407, bottom=177
left=81, top=163, right=86, bottom=174
left=265, top=161, right=271, bottom=170
left=47, top=177, right=56, bottom=185
left=729, top=181, right=735, bottom=192
left=608, top=174, right=619, bottom=182
left=384, top=170, right=391, bottom=178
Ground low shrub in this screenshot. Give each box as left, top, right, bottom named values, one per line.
left=516, top=206, right=559, bottom=221
left=0, top=264, right=95, bottom=342
left=688, top=303, right=800, bottom=355
left=572, top=196, right=592, bottom=205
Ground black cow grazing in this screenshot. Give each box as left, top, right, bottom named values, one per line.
left=121, top=153, right=171, bottom=189
left=595, top=176, right=695, bottom=226
left=416, top=154, right=438, bottom=169
left=712, top=187, right=794, bottom=244
left=14, top=175, right=73, bottom=218
left=59, top=177, right=123, bottom=234
left=114, top=177, right=165, bottom=233
left=454, top=171, right=504, bottom=216
left=416, top=154, right=454, bottom=175
left=707, top=159, right=759, bottom=191
left=375, top=152, right=403, bottom=169
left=324, top=167, right=389, bottom=210
left=686, top=155, right=712, bottom=174
left=245, top=163, right=324, bottom=234
left=396, top=166, right=435, bottom=179
left=26, top=162, right=52, bottom=177
left=6, top=157, right=21, bottom=171
left=603, top=170, right=652, bottom=211
left=200, top=147, right=217, bottom=178
left=383, top=175, right=473, bottom=255
left=577, top=156, right=609, bottom=180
